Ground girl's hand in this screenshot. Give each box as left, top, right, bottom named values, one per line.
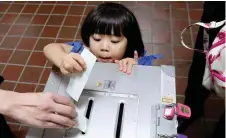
left=115, top=51, right=138, bottom=75
left=3, top=91, right=77, bottom=128
left=60, top=53, right=86, bottom=75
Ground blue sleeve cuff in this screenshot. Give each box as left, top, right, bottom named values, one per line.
left=65, top=41, right=84, bottom=54
left=138, top=54, right=163, bottom=66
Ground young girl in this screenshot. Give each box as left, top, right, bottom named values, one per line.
left=44, top=2, right=161, bottom=75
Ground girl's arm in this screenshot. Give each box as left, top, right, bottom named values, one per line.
left=43, top=43, right=73, bottom=68
left=44, top=42, right=86, bottom=75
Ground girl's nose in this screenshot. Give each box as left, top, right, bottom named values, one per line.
left=100, top=46, right=109, bottom=52
left=100, top=48, right=109, bottom=52
left=100, top=40, right=109, bottom=52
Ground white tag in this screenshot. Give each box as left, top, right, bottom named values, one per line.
left=66, top=48, right=96, bottom=101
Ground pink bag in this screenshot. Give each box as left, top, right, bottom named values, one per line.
left=181, top=20, right=226, bottom=98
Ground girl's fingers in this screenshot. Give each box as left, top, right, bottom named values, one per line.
left=63, top=62, right=74, bottom=73
left=72, top=60, right=83, bottom=72
left=119, top=60, right=123, bottom=71
left=127, top=61, right=133, bottom=75
left=61, top=67, right=71, bottom=75
left=122, top=59, right=128, bottom=73
left=70, top=53, right=86, bottom=69
left=134, top=50, right=138, bottom=60
left=114, top=60, right=119, bottom=63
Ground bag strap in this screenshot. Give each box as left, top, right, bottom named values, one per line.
left=180, top=20, right=226, bottom=53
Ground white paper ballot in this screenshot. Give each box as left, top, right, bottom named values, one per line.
left=66, top=48, right=97, bottom=101
left=66, top=48, right=96, bottom=132
left=73, top=109, right=88, bottom=133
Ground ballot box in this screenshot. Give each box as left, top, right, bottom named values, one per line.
left=26, top=63, right=178, bottom=138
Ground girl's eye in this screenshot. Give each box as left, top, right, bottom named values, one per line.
left=92, top=37, right=101, bottom=41
left=111, top=40, right=120, bottom=44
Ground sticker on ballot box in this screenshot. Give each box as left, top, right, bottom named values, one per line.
left=162, top=96, right=173, bottom=104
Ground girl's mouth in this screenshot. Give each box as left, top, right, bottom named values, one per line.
left=97, top=57, right=114, bottom=63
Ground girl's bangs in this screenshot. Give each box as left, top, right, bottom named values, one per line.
left=91, top=16, right=123, bottom=36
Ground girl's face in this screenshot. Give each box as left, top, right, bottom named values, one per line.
left=89, top=34, right=128, bottom=63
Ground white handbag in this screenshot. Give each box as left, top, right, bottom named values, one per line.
left=181, top=20, right=226, bottom=98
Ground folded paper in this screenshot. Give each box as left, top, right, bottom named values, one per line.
left=66, top=48, right=97, bottom=101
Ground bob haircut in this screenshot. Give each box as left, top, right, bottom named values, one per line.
left=81, top=2, right=145, bottom=58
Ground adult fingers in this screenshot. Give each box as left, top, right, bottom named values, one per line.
left=47, top=113, right=76, bottom=127
left=52, top=103, right=77, bottom=119
left=52, top=94, right=75, bottom=109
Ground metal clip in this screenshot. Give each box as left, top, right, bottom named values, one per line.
left=158, top=134, right=178, bottom=138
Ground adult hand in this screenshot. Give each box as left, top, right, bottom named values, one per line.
left=1, top=91, right=77, bottom=128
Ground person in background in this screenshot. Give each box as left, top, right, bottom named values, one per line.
left=178, top=1, right=225, bottom=138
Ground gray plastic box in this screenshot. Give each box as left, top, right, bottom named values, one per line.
left=26, top=63, right=177, bottom=138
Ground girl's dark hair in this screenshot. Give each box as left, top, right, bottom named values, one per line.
left=81, top=2, right=145, bottom=58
